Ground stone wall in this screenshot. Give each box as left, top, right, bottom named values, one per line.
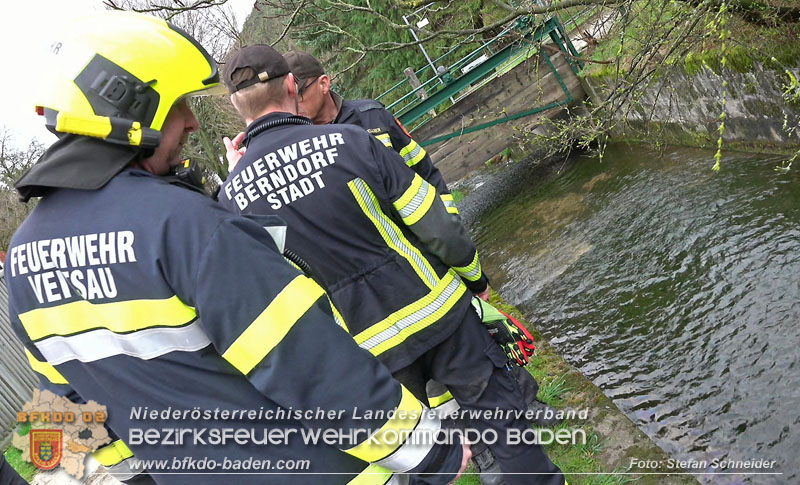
left=586, top=64, right=800, bottom=152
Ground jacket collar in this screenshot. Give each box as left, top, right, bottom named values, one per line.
left=15, top=135, right=143, bottom=202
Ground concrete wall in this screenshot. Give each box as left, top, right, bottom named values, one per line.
left=413, top=50, right=585, bottom=182
left=586, top=63, right=800, bottom=152
left=0, top=270, right=38, bottom=449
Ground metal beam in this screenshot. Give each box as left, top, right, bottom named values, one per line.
left=397, top=17, right=560, bottom=127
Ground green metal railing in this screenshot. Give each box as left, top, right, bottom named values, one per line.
left=377, top=21, right=521, bottom=116
left=389, top=16, right=583, bottom=147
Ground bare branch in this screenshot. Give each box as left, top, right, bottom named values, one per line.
left=103, top=0, right=229, bottom=20
left=271, top=0, right=308, bottom=46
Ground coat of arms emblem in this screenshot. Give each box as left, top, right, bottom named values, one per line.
left=30, top=429, right=63, bottom=470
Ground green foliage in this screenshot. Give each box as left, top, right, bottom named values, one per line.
left=292, top=0, right=489, bottom=101
left=185, top=95, right=244, bottom=186
left=784, top=69, right=800, bottom=105
left=5, top=424, right=37, bottom=482
left=683, top=44, right=755, bottom=74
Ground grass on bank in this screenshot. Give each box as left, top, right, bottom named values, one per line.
left=4, top=422, right=37, bottom=483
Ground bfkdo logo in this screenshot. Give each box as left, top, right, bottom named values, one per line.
left=30, top=429, right=63, bottom=470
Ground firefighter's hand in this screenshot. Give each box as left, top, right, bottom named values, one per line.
left=485, top=319, right=528, bottom=365
left=223, top=132, right=246, bottom=171
left=451, top=439, right=472, bottom=483
left=475, top=287, right=490, bottom=302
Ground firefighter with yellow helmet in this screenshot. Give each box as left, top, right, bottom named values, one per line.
left=8, top=11, right=468, bottom=484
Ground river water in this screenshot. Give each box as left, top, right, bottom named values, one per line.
left=465, top=144, right=799, bottom=483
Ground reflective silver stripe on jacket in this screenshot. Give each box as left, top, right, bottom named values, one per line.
left=374, top=408, right=440, bottom=472
left=359, top=276, right=462, bottom=352
left=36, top=322, right=211, bottom=364
left=396, top=182, right=432, bottom=222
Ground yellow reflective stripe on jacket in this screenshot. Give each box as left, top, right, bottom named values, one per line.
left=348, top=178, right=438, bottom=289
left=427, top=389, right=454, bottom=408
left=399, top=140, right=426, bottom=167
left=440, top=194, right=459, bottom=215
left=393, top=174, right=436, bottom=226
left=344, top=387, right=422, bottom=463
left=429, top=393, right=459, bottom=419
left=223, top=275, right=324, bottom=375
left=374, top=133, right=393, bottom=149
left=25, top=349, right=68, bottom=385
left=347, top=463, right=395, bottom=485
left=356, top=271, right=466, bottom=357
left=453, top=251, right=482, bottom=282
left=93, top=440, right=134, bottom=467
left=19, top=296, right=196, bottom=342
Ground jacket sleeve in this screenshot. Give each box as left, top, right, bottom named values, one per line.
left=381, top=111, right=459, bottom=216
left=189, top=215, right=462, bottom=481
left=370, top=136, right=489, bottom=293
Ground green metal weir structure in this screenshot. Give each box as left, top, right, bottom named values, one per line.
left=376, top=16, right=585, bottom=147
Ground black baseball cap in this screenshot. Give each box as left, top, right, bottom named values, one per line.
left=224, top=44, right=290, bottom=94
left=284, top=50, right=325, bottom=86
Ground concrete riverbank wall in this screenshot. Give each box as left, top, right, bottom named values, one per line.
left=585, top=63, right=800, bottom=154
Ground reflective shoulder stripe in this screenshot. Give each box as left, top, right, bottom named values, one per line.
left=348, top=178, right=438, bottom=289
left=19, top=296, right=197, bottom=342
left=431, top=397, right=460, bottom=419
left=393, top=175, right=436, bottom=226
left=223, top=275, right=324, bottom=375
left=93, top=440, right=134, bottom=467
left=344, top=387, right=420, bottom=462
left=345, top=386, right=437, bottom=472
left=25, top=349, right=68, bottom=385
left=356, top=271, right=467, bottom=357
left=427, top=389, right=453, bottom=408
left=374, top=133, right=393, bottom=148
left=101, top=459, right=145, bottom=482
left=427, top=389, right=460, bottom=419
left=328, top=296, right=349, bottom=332
left=453, top=251, right=482, bottom=282
left=399, top=140, right=426, bottom=167
left=440, top=194, right=459, bottom=215
left=347, top=464, right=396, bottom=485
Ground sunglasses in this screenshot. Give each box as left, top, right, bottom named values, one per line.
left=297, top=76, right=320, bottom=101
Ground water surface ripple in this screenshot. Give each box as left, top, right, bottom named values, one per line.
left=471, top=145, right=799, bottom=483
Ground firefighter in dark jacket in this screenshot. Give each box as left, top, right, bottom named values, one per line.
left=217, top=44, right=565, bottom=485
left=276, top=51, right=562, bottom=484
left=6, top=12, right=467, bottom=484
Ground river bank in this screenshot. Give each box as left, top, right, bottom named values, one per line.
left=471, top=291, right=699, bottom=485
